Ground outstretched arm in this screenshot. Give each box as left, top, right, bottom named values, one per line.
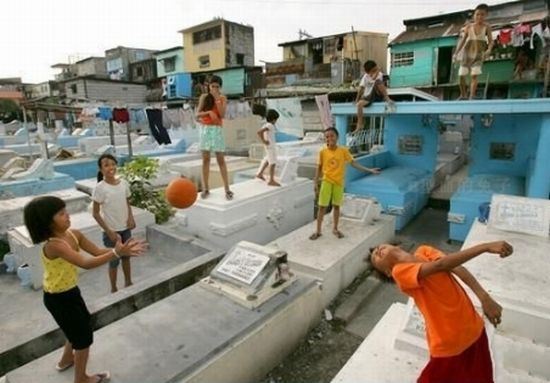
left=419, top=241, right=513, bottom=280
left=452, top=266, right=502, bottom=327
left=350, top=160, right=381, bottom=174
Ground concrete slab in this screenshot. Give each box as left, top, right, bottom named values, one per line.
left=7, top=207, right=155, bottom=289
left=0, top=189, right=90, bottom=239
left=463, top=221, right=550, bottom=318
left=168, top=155, right=246, bottom=187
left=234, top=155, right=318, bottom=184
left=0, top=173, right=75, bottom=199
left=6, top=278, right=323, bottom=383
left=268, top=215, right=395, bottom=307
left=176, top=177, right=314, bottom=251
left=0, top=228, right=223, bottom=376
left=331, top=303, right=424, bottom=383
left=78, top=135, right=135, bottom=155
left=0, top=149, right=17, bottom=168
left=248, top=140, right=323, bottom=162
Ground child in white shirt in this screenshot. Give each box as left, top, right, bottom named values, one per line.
left=92, top=154, right=136, bottom=293
left=255, top=109, right=281, bottom=186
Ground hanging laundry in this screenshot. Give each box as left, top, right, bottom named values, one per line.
left=98, top=107, right=113, bottom=121
left=79, top=107, right=99, bottom=123
left=178, top=108, right=196, bottom=128
left=498, top=28, right=512, bottom=46
left=162, top=109, right=180, bottom=128
left=315, top=94, right=334, bottom=129
left=146, top=109, right=172, bottom=145
left=512, top=25, right=525, bottom=47
left=129, top=108, right=147, bottom=125
left=530, top=23, right=546, bottom=49
left=112, top=108, right=130, bottom=124
left=540, top=24, right=550, bottom=66
left=517, top=23, right=532, bottom=35
left=64, top=112, right=75, bottom=130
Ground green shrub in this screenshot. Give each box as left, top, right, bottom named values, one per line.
left=119, top=156, right=174, bottom=224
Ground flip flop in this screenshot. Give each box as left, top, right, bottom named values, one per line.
left=333, top=230, right=345, bottom=239
left=225, top=190, right=234, bottom=200
left=55, top=361, right=74, bottom=371
left=309, top=232, right=322, bottom=240
left=94, top=371, right=111, bottom=383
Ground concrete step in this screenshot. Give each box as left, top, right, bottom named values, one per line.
left=333, top=274, right=381, bottom=324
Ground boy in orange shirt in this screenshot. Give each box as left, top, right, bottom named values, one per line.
left=310, top=128, right=380, bottom=240
left=369, top=241, right=513, bottom=383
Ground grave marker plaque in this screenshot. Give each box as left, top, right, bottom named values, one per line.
left=488, top=194, right=550, bottom=238
left=204, top=241, right=296, bottom=309
left=217, top=248, right=270, bottom=285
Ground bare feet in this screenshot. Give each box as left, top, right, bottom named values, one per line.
left=268, top=180, right=281, bottom=187
left=256, top=174, right=265, bottom=181
left=333, top=230, right=345, bottom=239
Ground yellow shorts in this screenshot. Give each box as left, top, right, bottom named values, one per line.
left=318, top=180, right=344, bottom=207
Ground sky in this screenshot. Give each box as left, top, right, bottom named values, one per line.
left=1, top=0, right=506, bottom=83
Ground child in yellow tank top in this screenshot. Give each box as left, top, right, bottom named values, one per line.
left=24, top=196, right=146, bottom=383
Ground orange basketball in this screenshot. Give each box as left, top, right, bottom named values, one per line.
left=165, top=177, right=198, bottom=209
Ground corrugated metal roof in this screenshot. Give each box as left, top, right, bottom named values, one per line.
left=390, top=23, right=464, bottom=45
left=178, top=18, right=252, bottom=34
left=391, top=0, right=548, bottom=46
left=279, top=31, right=387, bottom=47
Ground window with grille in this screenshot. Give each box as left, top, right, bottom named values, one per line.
left=199, top=55, right=210, bottom=68
left=391, top=52, right=414, bottom=67
left=193, top=25, right=222, bottom=45
left=324, top=38, right=337, bottom=56
left=163, top=57, right=176, bottom=72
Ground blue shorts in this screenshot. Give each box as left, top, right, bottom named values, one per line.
left=102, top=229, right=132, bottom=268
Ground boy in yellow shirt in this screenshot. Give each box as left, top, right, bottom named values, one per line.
left=310, top=128, right=380, bottom=240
